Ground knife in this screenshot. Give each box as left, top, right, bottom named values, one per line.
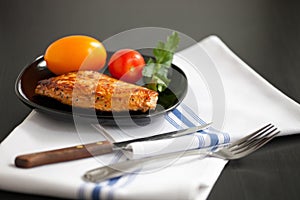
left=15, top=123, right=211, bottom=168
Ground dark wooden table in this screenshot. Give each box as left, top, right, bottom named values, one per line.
left=1, top=0, right=300, bottom=199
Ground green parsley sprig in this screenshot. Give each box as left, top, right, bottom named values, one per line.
left=142, top=32, right=180, bottom=92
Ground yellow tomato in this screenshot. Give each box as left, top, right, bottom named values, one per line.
left=44, top=35, right=107, bottom=75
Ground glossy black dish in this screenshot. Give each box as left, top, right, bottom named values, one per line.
left=15, top=55, right=187, bottom=125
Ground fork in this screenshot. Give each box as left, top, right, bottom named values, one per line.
left=83, top=123, right=280, bottom=182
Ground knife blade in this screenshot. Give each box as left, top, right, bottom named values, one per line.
left=99, top=122, right=212, bottom=150
left=15, top=123, right=211, bottom=168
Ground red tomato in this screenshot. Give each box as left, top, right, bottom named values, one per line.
left=44, top=35, right=107, bottom=75
left=108, top=49, right=145, bottom=83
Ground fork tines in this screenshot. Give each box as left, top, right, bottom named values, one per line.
left=230, top=124, right=280, bottom=154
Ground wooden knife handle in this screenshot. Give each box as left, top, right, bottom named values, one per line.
left=15, top=141, right=114, bottom=168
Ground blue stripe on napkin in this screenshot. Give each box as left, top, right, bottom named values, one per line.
left=165, top=112, right=204, bottom=148
left=88, top=151, right=141, bottom=200
left=172, top=109, right=195, bottom=127
left=180, top=103, right=206, bottom=125
left=172, top=108, right=219, bottom=146
left=92, top=184, right=102, bottom=200
left=90, top=169, right=141, bottom=200
left=78, top=183, right=86, bottom=199
left=196, top=135, right=205, bottom=148
left=165, top=114, right=183, bottom=129
left=110, top=150, right=124, bottom=163
left=107, top=169, right=141, bottom=200
left=91, top=177, right=121, bottom=200
left=81, top=151, right=125, bottom=200
left=180, top=103, right=230, bottom=144
left=105, top=177, right=122, bottom=199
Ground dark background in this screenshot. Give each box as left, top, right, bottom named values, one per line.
left=1, top=0, right=300, bottom=199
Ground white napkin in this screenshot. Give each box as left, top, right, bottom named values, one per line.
left=1, top=35, right=300, bottom=200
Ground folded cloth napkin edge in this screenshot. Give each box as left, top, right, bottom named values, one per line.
left=201, top=35, right=300, bottom=108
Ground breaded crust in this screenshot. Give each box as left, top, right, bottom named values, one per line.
left=35, top=70, right=158, bottom=112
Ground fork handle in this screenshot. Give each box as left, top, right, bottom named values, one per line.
left=84, top=148, right=211, bottom=183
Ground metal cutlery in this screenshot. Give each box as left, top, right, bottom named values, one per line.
left=83, top=123, right=280, bottom=183
left=15, top=123, right=211, bottom=168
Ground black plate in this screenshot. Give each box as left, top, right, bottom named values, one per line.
left=15, top=55, right=187, bottom=125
